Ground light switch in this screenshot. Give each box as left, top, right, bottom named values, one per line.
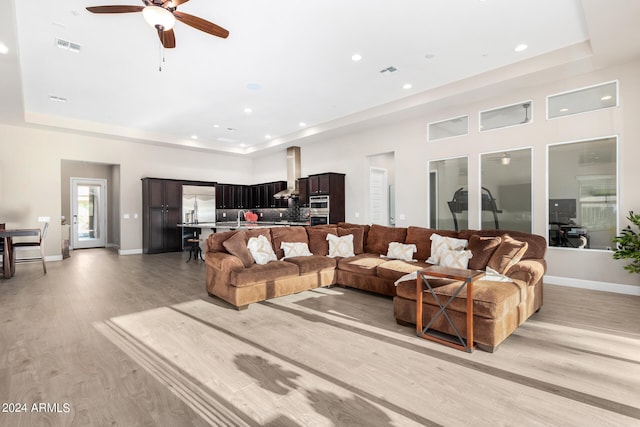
left=133, top=213, right=138, bottom=219
left=38, top=216, right=51, bottom=223
left=355, top=212, right=360, bottom=218
left=123, top=213, right=130, bottom=219
left=399, top=214, right=406, bottom=220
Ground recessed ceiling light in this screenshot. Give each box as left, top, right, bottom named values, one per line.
left=514, top=44, right=528, bottom=52
left=351, top=53, right=362, bottom=62
left=191, top=135, right=198, bottom=140
left=244, top=107, right=252, bottom=114
left=560, top=108, right=569, bottom=112
left=299, top=122, right=306, bottom=127
left=246, top=83, right=262, bottom=91
left=402, top=83, right=412, bottom=90
left=265, top=134, right=271, bottom=139
left=601, top=95, right=612, bottom=101
left=213, top=124, right=220, bottom=128
left=0, top=42, right=8, bottom=55
left=240, top=143, right=247, bottom=148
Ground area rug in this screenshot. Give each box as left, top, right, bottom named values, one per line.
left=95, top=287, right=640, bottom=426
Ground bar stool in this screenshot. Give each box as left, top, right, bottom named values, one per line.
left=186, top=237, right=203, bottom=262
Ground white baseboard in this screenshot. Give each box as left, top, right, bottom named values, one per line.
left=118, top=248, right=143, bottom=255
left=544, top=275, right=640, bottom=296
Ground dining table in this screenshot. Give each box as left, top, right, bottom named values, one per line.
left=0, top=228, right=40, bottom=278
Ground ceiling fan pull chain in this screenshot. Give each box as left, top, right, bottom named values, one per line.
left=158, top=34, right=163, bottom=72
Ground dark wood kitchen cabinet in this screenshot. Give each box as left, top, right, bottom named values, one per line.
left=142, top=178, right=182, bottom=254
left=308, top=173, right=345, bottom=223
left=217, top=184, right=251, bottom=209
left=297, top=177, right=309, bottom=207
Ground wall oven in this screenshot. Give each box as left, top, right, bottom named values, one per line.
left=309, top=195, right=330, bottom=225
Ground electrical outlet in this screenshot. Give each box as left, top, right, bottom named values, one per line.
left=279, top=212, right=283, bottom=218
left=354, top=212, right=360, bottom=218
left=222, top=212, right=226, bottom=218
left=399, top=214, right=406, bottom=220
left=260, top=212, right=263, bottom=217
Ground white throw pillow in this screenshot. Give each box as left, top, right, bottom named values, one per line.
left=281, top=241, right=313, bottom=259
left=385, top=242, right=417, bottom=262
left=326, top=233, right=355, bottom=258
left=427, top=234, right=468, bottom=265
left=247, top=235, right=277, bottom=265
left=439, top=249, right=473, bottom=269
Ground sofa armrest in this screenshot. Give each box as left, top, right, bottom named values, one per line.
left=505, top=259, right=546, bottom=286
left=205, top=251, right=244, bottom=271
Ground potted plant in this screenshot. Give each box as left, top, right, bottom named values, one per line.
left=612, top=211, right=640, bottom=274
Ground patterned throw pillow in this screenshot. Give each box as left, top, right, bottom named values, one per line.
left=385, top=242, right=417, bottom=262
left=247, top=235, right=277, bottom=265
left=326, top=233, right=355, bottom=258
left=281, top=242, right=313, bottom=259
left=426, top=234, right=468, bottom=265
left=440, top=249, right=473, bottom=269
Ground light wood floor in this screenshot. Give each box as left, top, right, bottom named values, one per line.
left=1, top=249, right=639, bottom=426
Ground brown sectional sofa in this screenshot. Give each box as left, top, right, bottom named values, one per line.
left=205, top=223, right=547, bottom=352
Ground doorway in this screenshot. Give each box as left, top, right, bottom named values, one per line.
left=369, top=167, right=389, bottom=225
left=71, top=178, right=107, bottom=249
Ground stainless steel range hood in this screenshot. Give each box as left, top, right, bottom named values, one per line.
left=273, top=146, right=301, bottom=199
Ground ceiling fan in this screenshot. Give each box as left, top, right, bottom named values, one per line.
left=86, top=0, right=229, bottom=49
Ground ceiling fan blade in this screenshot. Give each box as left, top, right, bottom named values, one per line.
left=86, top=5, right=144, bottom=14
left=173, top=11, right=229, bottom=38
left=169, top=0, right=190, bottom=6
left=158, top=28, right=176, bottom=48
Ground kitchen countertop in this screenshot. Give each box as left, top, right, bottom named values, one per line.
left=178, top=221, right=310, bottom=230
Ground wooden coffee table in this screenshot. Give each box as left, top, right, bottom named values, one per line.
left=416, top=265, right=485, bottom=353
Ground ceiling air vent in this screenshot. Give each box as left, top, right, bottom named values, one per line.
left=380, top=66, right=398, bottom=74
left=56, top=38, right=81, bottom=53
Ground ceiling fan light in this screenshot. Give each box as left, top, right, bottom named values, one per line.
left=143, top=6, right=176, bottom=30
left=501, top=153, right=511, bottom=165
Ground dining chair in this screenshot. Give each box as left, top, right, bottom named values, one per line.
left=13, top=222, right=48, bottom=274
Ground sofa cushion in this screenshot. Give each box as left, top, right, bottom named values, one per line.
left=306, top=226, right=337, bottom=256
left=396, top=278, right=525, bottom=320
left=207, top=230, right=239, bottom=253
left=327, top=233, right=355, bottom=258
left=229, top=261, right=300, bottom=288
left=439, top=248, right=473, bottom=269
left=245, top=228, right=272, bottom=242
left=281, top=241, right=313, bottom=259
left=467, top=235, right=502, bottom=270
left=487, top=235, right=529, bottom=274
left=405, top=227, right=458, bottom=261
left=284, top=255, right=337, bottom=274
left=384, top=242, right=417, bottom=261
left=427, top=234, right=468, bottom=265
left=271, top=226, right=309, bottom=259
left=376, top=260, right=431, bottom=281
left=247, top=235, right=277, bottom=265
left=365, top=224, right=407, bottom=255
left=458, top=229, right=546, bottom=260
left=337, top=253, right=389, bottom=277
left=222, top=231, right=254, bottom=268
left=338, top=227, right=365, bottom=254
left=338, top=222, right=370, bottom=246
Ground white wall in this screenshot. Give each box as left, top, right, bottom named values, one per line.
left=254, top=59, right=640, bottom=289
left=0, top=126, right=252, bottom=255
